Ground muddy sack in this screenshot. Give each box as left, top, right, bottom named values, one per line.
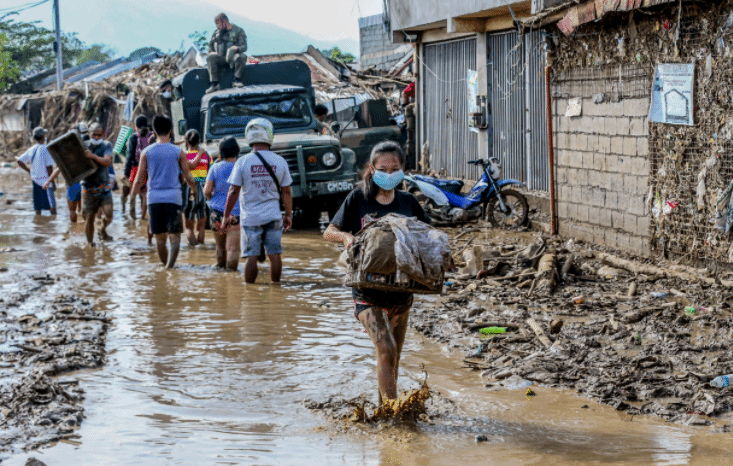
left=347, top=213, right=451, bottom=289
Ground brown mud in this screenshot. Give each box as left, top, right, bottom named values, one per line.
left=410, top=224, right=733, bottom=428
left=3, top=167, right=733, bottom=464
left=1, top=274, right=107, bottom=457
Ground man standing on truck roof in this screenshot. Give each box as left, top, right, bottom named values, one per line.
left=206, top=13, right=248, bottom=94
left=223, top=118, right=293, bottom=284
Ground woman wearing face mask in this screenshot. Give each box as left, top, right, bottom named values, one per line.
left=324, top=140, right=429, bottom=405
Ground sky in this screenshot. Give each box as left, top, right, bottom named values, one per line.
left=5, top=0, right=385, bottom=57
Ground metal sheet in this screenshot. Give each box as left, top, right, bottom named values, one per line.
left=421, top=38, right=478, bottom=181
left=488, top=30, right=548, bottom=192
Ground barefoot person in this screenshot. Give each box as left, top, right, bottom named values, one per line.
left=182, top=129, right=211, bottom=246
left=17, top=127, right=56, bottom=216
left=125, top=115, right=155, bottom=219
left=323, top=141, right=429, bottom=404
left=223, top=118, right=293, bottom=283
left=132, top=115, right=196, bottom=268
left=79, top=123, right=114, bottom=244
left=204, top=136, right=241, bottom=270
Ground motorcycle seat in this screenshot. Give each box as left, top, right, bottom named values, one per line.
left=413, top=175, right=464, bottom=194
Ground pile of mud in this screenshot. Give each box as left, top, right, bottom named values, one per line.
left=1, top=274, right=108, bottom=459
left=411, top=227, right=733, bottom=427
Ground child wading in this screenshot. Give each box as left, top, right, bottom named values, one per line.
left=183, top=129, right=211, bottom=246
left=324, top=141, right=430, bottom=404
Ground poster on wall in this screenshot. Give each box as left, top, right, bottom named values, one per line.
left=467, top=69, right=479, bottom=133
left=648, top=63, right=695, bottom=126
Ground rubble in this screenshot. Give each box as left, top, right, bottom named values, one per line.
left=0, top=273, right=108, bottom=459
left=410, top=224, right=733, bottom=426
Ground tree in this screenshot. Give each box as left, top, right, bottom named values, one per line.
left=0, top=33, right=20, bottom=92
left=129, top=47, right=162, bottom=60
left=321, top=46, right=355, bottom=64
left=0, top=19, right=116, bottom=81
left=188, top=30, right=209, bottom=51
left=75, top=44, right=116, bottom=65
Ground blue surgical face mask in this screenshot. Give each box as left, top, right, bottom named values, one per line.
left=372, top=169, right=404, bottom=191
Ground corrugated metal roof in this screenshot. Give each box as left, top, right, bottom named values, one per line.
left=81, top=52, right=160, bottom=83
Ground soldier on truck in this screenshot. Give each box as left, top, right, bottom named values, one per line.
left=206, top=13, right=248, bottom=94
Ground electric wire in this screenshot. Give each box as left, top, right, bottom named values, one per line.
left=0, top=0, right=50, bottom=14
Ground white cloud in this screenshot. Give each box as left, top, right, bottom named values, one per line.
left=200, top=0, right=383, bottom=41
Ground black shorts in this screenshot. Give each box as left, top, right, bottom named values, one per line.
left=209, top=209, right=239, bottom=231
left=148, top=203, right=184, bottom=235
left=352, top=288, right=413, bottom=320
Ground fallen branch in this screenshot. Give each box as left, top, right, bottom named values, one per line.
left=526, top=318, right=553, bottom=348
left=595, top=252, right=733, bottom=286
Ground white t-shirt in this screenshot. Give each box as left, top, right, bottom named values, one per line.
left=228, top=150, right=293, bottom=227
left=18, top=144, right=55, bottom=185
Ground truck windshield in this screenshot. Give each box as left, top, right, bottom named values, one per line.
left=209, top=93, right=313, bottom=136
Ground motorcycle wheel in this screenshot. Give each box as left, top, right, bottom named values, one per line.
left=483, top=189, right=529, bottom=229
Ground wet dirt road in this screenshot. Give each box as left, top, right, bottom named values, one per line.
left=1, top=166, right=732, bottom=465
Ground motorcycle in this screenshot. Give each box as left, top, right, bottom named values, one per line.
left=404, top=157, right=529, bottom=228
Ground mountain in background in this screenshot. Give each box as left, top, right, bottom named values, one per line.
left=14, top=0, right=359, bottom=58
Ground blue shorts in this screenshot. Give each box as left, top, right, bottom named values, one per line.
left=242, top=219, right=283, bottom=257
left=66, top=183, right=81, bottom=202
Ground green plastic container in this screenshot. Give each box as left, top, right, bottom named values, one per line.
left=479, top=326, right=506, bottom=335
left=113, top=125, right=133, bottom=155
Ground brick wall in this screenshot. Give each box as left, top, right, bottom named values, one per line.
left=553, top=96, right=651, bottom=256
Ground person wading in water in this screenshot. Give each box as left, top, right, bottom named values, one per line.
left=323, top=141, right=430, bottom=405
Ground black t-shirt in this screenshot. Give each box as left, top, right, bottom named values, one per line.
left=82, top=141, right=112, bottom=190
left=331, top=188, right=429, bottom=308
left=331, top=188, right=429, bottom=235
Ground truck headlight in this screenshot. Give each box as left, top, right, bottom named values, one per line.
left=321, top=151, right=338, bottom=167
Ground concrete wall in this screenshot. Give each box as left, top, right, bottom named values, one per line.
left=553, top=97, right=651, bottom=256
left=359, top=14, right=410, bottom=71
left=389, top=0, right=527, bottom=32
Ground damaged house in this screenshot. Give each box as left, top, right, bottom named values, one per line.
left=388, top=0, right=733, bottom=265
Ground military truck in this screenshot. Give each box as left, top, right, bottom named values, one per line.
left=170, top=60, right=358, bottom=221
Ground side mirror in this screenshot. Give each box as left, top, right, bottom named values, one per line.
left=177, top=120, right=187, bottom=135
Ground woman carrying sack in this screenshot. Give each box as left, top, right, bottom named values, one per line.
left=324, top=141, right=429, bottom=405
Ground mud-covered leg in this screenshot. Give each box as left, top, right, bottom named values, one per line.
left=358, top=306, right=398, bottom=405
left=388, top=310, right=410, bottom=388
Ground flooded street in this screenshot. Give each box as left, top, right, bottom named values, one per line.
left=2, top=166, right=733, bottom=465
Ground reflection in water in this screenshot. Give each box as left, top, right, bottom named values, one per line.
left=1, top=170, right=728, bottom=465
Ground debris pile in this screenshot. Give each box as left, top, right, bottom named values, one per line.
left=411, top=226, right=733, bottom=426
left=0, top=275, right=108, bottom=459
left=0, top=55, right=180, bottom=163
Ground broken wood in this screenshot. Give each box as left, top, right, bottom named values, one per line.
left=535, top=253, right=558, bottom=293
left=526, top=318, right=553, bottom=348
left=595, top=252, right=733, bottom=286
left=628, top=281, right=637, bottom=297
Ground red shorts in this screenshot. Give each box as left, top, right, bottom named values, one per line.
left=129, top=166, right=146, bottom=190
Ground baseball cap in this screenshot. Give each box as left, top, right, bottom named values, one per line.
left=32, top=127, right=47, bottom=138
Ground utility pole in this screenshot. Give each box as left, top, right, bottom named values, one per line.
left=53, top=0, right=63, bottom=90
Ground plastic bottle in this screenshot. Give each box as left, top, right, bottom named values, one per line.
left=711, top=375, right=733, bottom=388
left=479, top=327, right=506, bottom=335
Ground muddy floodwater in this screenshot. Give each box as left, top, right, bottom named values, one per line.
left=1, top=166, right=733, bottom=465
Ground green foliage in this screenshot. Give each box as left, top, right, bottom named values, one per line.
left=0, top=33, right=20, bottom=92
left=188, top=30, right=209, bottom=51
left=129, top=46, right=162, bottom=60
left=0, top=19, right=117, bottom=88
left=321, top=46, right=355, bottom=64
left=74, top=43, right=115, bottom=65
